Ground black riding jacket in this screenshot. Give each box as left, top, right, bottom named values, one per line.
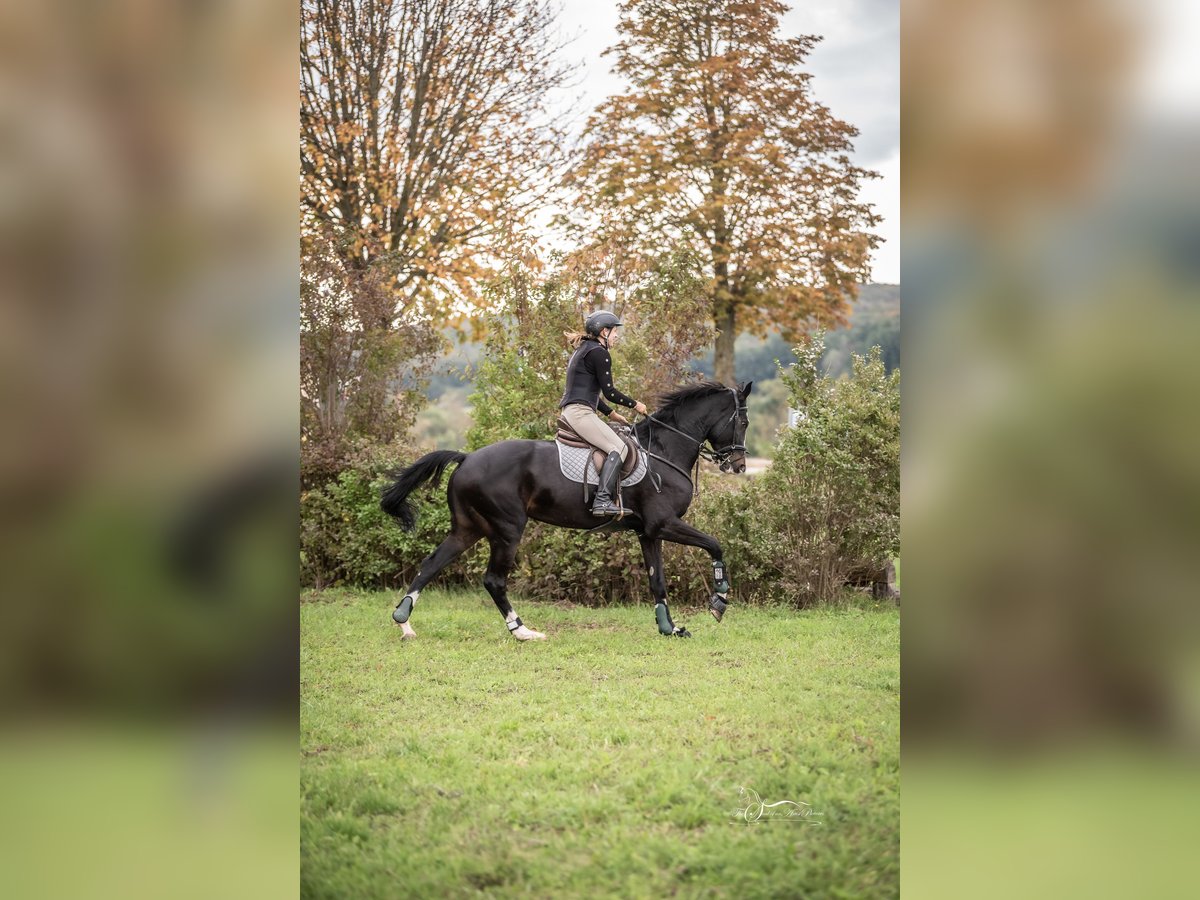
left=559, top=337, right=637, bottom=414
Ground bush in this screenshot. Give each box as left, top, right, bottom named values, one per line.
left=512, top=523, right=647, bottom=606
left=300, top=451, right=484, bottom=591
left=466, top=274, right=582, bottom=450
left=708, top=337, right=900, bottom=606
left=492, top=484, right=737, bottom=608
left=466, top=251, right=712, bottom=451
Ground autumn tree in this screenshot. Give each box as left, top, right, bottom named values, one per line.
left=300, top=0, right=569, bottom=322
left=564, top=0, right=880, bottom=384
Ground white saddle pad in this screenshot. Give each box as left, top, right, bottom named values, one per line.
left=555, top=441, right=648, bottom=487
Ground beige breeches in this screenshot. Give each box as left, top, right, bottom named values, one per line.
left=560, top=403, right=629, bottom=461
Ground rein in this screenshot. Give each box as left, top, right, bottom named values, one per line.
left=645, top=448, right=698, bottom=492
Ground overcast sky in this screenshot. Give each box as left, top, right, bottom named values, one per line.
left=547, top=0, right=900, bottom=285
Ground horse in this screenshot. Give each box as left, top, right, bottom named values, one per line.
left=379, top=380, right=753, bottom=640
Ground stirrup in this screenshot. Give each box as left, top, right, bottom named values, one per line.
left=592, top=500, right=631, bottom=517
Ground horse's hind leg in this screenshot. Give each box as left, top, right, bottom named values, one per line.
left=483, top=525, right=544, bottom=641
left=392, top=525, right=480, bottom=637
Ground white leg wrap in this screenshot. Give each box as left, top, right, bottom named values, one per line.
left=505, top=611, right=545, bottom=641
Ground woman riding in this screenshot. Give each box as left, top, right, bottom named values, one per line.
left=560, top=310, right=649, bottom=517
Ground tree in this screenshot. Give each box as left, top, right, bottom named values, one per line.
left=563, top=0, right=880, bottom=384
left=300, top=0, right=569, bottom=322
left=300, top=222, right=442, bottom=484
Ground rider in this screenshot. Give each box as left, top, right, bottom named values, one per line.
left=560, top=310, right=649, bottom=517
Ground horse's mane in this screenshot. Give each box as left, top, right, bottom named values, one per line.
left=652, top=380, right=731, bottom=424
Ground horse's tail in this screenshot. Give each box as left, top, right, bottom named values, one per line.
left=380, top=450, right=468, bottom=531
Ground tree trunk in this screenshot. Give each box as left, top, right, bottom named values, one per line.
left=711, top=196, right=736, bottom=383
left=713, top=296, right=736, bottom=385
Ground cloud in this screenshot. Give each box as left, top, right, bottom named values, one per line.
left=790, top=9, right=900, bottom=166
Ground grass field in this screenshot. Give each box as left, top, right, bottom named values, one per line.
left=301, top=589, right=899, bottom=898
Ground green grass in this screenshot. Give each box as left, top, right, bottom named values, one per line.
left=301, top=589, right=899, bottom=898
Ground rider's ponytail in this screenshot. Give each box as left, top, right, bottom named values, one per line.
left=563, top=330, right=586, bottom=349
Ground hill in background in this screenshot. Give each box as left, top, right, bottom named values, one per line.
left=689, top=283, right=899, bottom=383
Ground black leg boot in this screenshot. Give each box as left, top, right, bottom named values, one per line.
left=592, top=451, right=632, bottom=517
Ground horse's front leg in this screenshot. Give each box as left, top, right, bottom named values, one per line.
left=638, top=534, right=690, bottom=638
left=658, top=517, right=731, bottom=623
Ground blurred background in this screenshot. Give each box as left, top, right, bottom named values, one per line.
left=0, top=1, right=297, bottom=897
left=903, top=0, right=1200, bottom=895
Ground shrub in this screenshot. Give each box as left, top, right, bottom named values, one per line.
left=300, top=449, right=483, bottom=591
left=466, top=251, right=712, bottom=451
left=466, top=273, right=583, bottom=450
left=512, top=523, right=647, bottom=606
left=716, top=337, right=900, bottom=605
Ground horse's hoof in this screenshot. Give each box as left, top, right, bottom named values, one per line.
left=511, top=625, right=546, bottom=641
left=398, top=621, right=417, bottom=639
left=673, top=626, right=691, bottom=638
left=392, top=594, right=414, bottom=625
left=709, top=595, right=727, bottom=622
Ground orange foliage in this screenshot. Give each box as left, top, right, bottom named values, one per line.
left=563, top=0, right=881, bottom=382
left=301, top=0, right=569, bottom=327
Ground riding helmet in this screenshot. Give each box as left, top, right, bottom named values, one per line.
left=584, top=310, right=622, bottom=336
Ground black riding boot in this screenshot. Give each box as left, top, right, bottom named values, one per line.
left=592, top=451, right=632, bottom=517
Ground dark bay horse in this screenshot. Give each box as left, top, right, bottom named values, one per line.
left=380, top=381, right=752, bottom=639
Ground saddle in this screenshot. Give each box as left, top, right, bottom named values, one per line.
left=555, top=415, right=640, bottom=479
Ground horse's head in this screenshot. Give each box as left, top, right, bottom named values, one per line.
left=707, top=381, right=752, bottom=474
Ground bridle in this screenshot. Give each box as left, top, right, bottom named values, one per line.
left=709, top=389, right=750, bottom=470
left=639, top=387, right=749, bottom=484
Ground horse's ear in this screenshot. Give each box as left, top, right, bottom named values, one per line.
left=739, top=380, right=753, bottom=397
